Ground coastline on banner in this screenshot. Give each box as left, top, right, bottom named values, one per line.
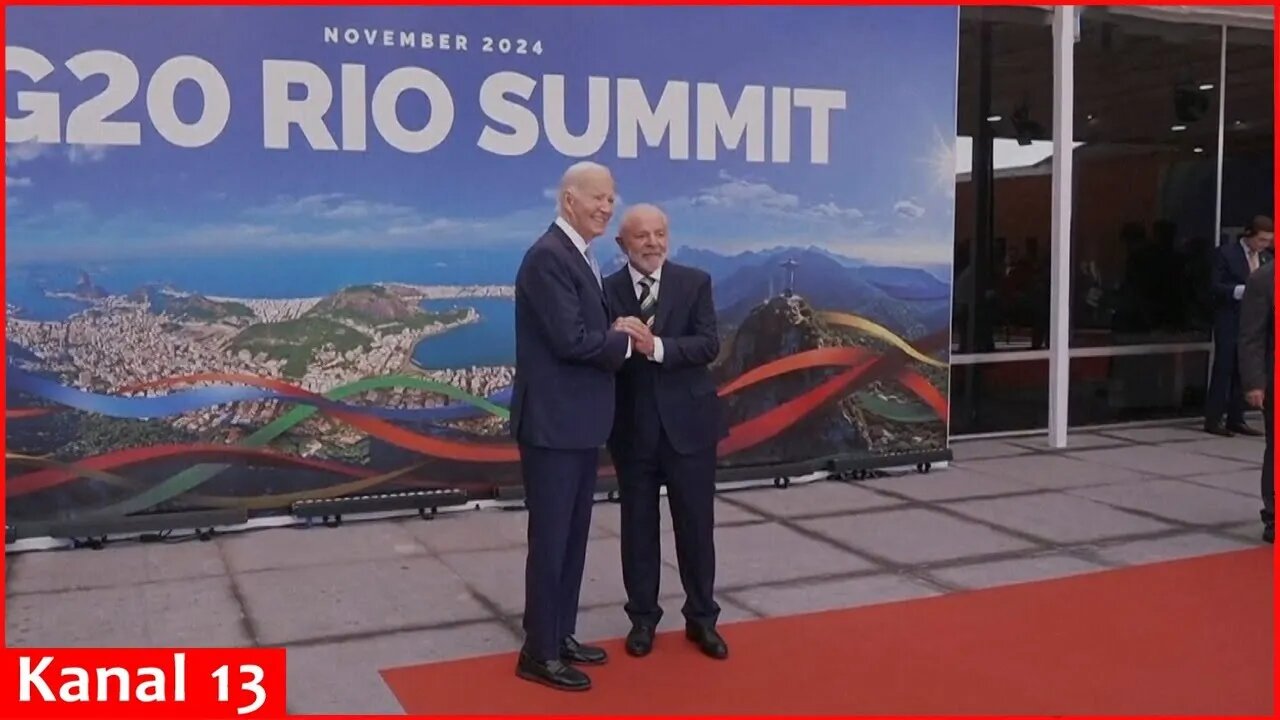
left=4, top=5, right=959, bottom=526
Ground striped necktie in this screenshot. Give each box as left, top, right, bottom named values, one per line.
left=638, top=275, right=656, bottom=327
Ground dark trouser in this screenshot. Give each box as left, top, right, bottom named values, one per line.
left=1207, top=328, right=1246, bottom=426
left=1263, top=388, right=1274, bottom=527
left=616, top=428, right=719, bottom=630
left=519, top=444, right=598, bottom=662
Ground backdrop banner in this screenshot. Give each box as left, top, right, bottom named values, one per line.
left=5, top=6, right=958, bottom=526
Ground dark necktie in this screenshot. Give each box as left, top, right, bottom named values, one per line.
left=637, top=276, right=656, bottom=327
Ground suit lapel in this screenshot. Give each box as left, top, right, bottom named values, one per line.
left=609, top=271, right=641, bottom=318
left=1229, top=242, right=1250, bottom=279
left=549, top=223, right=606, bottom=307
left=652, top=263, right=679, bottom=335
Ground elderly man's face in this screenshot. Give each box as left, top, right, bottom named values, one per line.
left=563, top=171, right=615, bottom=240
left=617, top=208, right=669, bottom=275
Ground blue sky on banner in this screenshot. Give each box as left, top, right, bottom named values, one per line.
left=5, top=5, right=959, bottom=269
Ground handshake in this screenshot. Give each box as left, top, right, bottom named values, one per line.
left=614, top=316, right=656, bottom=356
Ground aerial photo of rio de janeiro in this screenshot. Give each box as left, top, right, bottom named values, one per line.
left=5, top=5, right=957, bottom=521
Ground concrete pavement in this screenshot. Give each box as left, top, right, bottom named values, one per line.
left=5, top=421, right=1271, bottom=714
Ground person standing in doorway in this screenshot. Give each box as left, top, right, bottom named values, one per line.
left=1206, top=215, right=1273, bottom=437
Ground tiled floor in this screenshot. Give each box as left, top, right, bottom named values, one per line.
left=5, top=422, right=1272, bottom=715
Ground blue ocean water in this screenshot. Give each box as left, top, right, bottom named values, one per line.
left=7, top=249, right=524, bottom=368
left=413, top=298, right=515, bottom=370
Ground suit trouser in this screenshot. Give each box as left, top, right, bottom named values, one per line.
left=616, top=428, right=720, bottom=630
left=1263, top=388, right=1274, bottom=526
left=1207, top=327, right=1246, bottom=426
left=519, top=444, right=597, bottom=662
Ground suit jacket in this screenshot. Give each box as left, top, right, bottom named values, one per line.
left=1212, top=241, right=1271, bottom=329
left=604, top=261, right=725, bottom=462
left=1238, top=260, right=1274, bottom=394
left=510, top=223, right=630, bottom=449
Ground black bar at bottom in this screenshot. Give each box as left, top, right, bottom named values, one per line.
left=291, top=489, right=468, bottom=518
left=490, top=448, right=954, bottom=503
left=8, top=508, right=248, bottom=542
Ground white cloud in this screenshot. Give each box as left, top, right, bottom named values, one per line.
left=5, top=176, right=29, bottom=207
left=640, top=170, right=956, bottom=268
left=51, top=200, right=92, bottom=217
left=6, top=142, right=46, bottom=166
left=691, top=170, right=801, bottom=211
left=160, top=214, right=523, bottom=255
left=894, top=199, right=925, bottom=220
left=823, top=236, right=951, bottom=266
left=248, top=193, right=416, bottom=221
left=676, top=170, right=863, bottom=225
left=692, top=230, right=952, bottom=267
left=8, top=190, right=550, bottom=262
left=387, top=218, right=486, bottom=236
left=242, top=192, right=520, bottom=245
left=67, top=143, right=109, bottom=164
left=809, top=201, right=864, bottom=221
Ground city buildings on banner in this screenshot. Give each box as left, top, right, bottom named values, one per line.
left=5, top=5, right=957, bottom=534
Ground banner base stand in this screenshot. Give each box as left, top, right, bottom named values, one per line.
left=291, top=488, right=469, bottom=528
left=6, top=508, right=249, bottom=546
left=824, top=447, right=954, bottom=480
left=5, top=449, right=954, bottom=550
left=488, top=447, right=955, bottom=504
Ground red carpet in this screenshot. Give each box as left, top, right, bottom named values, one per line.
left=381, top=549, right=1274, bottom=715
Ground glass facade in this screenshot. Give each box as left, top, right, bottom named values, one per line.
left=1222, top=27, right=1275, bottom=235
left=1070, top=13, right=1221, bottom=350
left=1067, top=350, right=1211, bottom=426
left=953, top=8, right=1054, bottom=358
left=951, top=359, right=1049, bottom=435
left=951, top=6, right=1275, bottom=437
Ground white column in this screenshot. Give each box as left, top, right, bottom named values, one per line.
left=1047, top=6, right=1076, bottom=448
left=1213, top=25, right=1226, bottom=240
left=1207, top=25, right=1227, bottom=391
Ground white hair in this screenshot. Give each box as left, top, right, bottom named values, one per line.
left=556, top=161, right=612, bottom=214
left=618, top=203, right=668, bottom=235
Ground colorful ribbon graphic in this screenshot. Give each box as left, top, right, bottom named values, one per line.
left=7, top=312, right=949, bottom=516
left=8, top=367, right=510, bottom=422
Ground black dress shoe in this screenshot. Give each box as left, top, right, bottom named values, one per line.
left=1204, top=422, right=1233, bottom=437
left=1264, top=525, right=1274, bottom=544
left=625, top=625, right=655, bottom=657
left=559, top=636, right=608, bottom=665
left=685, top=625, right=728, bottom=659
left=1228, top=423, right=1264, bottom=437
left=515, top=652, right=591, bottom=691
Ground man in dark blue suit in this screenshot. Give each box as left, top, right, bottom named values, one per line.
left=1206, top=215, right=1272, bottom=436
left=510, top=162, right=632, bottom=691
left=604, top=204, right=729, bottom=661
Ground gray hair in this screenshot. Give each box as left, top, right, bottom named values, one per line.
left=618, top=203, right=668, bottom=236
left=556, top=161, right=612, bottom=214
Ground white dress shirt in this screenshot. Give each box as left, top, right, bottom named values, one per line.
left=628, top=263, right=665, bottom=364
left=1235, top=239, right=1262, bottom=300
left=554, top=216, right=599, bottom=285
left=555, top=216, right=630, bottom=357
